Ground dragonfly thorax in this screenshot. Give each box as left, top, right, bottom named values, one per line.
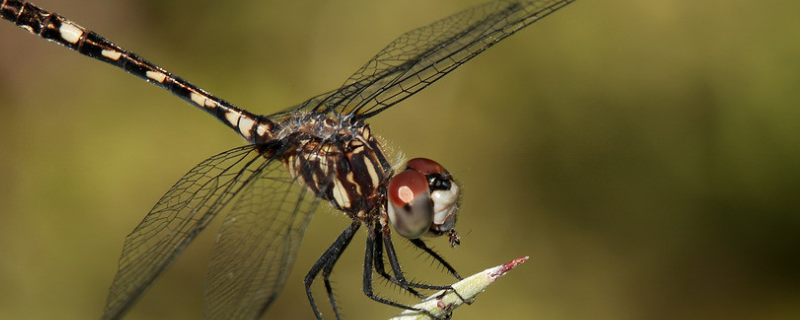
left=281, top=116, right=393, bottom=220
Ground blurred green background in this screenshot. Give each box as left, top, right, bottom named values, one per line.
left=1, top=0, right=799, bottom=319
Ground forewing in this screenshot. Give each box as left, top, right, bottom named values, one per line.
left=275, top=0, right=574, bottom=120
left=203, top=156, right=323, bottom=320
left=102, top=145, right=267, bottom=320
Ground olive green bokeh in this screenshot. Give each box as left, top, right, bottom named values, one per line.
left=1, top=0, right=798, bottom=319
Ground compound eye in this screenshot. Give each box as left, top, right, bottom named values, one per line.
left=405, top=158, right=460, bottom=237
left=387, top=170, right=433, bottom=239
left=406, top=158, right=448, bottom=176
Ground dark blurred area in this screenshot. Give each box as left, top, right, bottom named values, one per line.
left=1, top=0, right=798, bottom=319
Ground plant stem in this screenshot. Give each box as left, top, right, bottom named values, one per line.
left=387, top=256, right=529, bottom=320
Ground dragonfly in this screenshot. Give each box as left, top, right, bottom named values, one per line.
left=1, top=0, right=576, bottom=319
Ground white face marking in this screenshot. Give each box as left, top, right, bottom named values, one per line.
left=225, top=110, right=241, bottom=127
left=238, top=116, right=255, bottom=138
left=101, top=49, right=122, bottom=60
left=58, top=23, right=83, bottom=44
left=145, top=70, right=167, bottom=83
left=432, top=183, right=459, bottom=224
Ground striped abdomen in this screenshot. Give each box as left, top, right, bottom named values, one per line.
left=1, top=0, right=261, bottom=139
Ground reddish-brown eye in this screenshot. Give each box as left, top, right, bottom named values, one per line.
left=387, top=170, right=433, bottom=239
left=406, top=158, right=447, bottom=176
left=386, top=158, right=461, bottom=243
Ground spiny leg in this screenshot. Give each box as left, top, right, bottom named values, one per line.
left=381, top=226, right=469, bottom=306
left=304, top=221, right=360, bottom=320
left=372, top=224, right=424, bottom=298
left=381, top=225, right=456, bottom=291
left=363, top=222, right=439, bottom=319
left=409, top=238, right=462, bottom=280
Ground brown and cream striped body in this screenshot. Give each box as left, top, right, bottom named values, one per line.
left=265, top=112, right=393, bottom=221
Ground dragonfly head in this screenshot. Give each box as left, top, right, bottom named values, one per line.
left=387, top=158, right=460, bottom=246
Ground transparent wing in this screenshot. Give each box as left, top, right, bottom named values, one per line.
left=101, top=145, right=270, bottom=320
left=273, top=0, right=574, bottom=120
left=203, top=154, right=323, bottom=320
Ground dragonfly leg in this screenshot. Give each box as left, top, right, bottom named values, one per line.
left=409, top=238, right=462, bottom=280
left=372, top=224, right=424, bottom=298
left=382, top=226, right=469, bottom=306
left=304, top=221, right=360, bottom=320
left=363, top=223, right=449, bottom=319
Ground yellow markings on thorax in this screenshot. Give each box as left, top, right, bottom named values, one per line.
left=58, top=22, right=82, bottom=44
left=332, top=179, right=351, bottom=209
left=365, top=159, right=379, bottom=190
left=346, top=171, right=362, bottom=195
left=356, top=126, right=381, bottom=189
left=361, top=125, right=372, bottom=140
left=281, top=127, right=386, bottom=215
